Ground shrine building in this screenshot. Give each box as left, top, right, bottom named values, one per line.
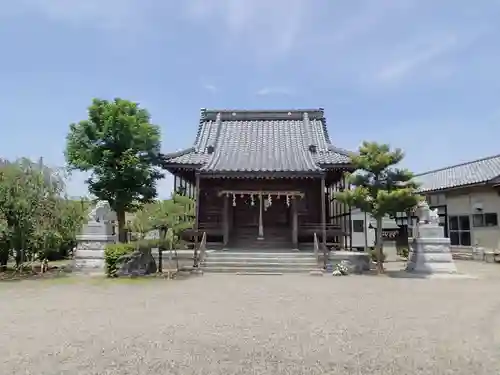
left=160, top=109, right=355, bottom=251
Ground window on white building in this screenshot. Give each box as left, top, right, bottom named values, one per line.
left=449, top=215, right=471, bottom=246
left=472, top=212, right=498, bottom=227
left=353, top=220, right=364, bottom=232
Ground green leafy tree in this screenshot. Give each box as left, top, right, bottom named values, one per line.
left=126, top=203, right=156, bottom=241
left=0, top=213, right=9, bottom=271
left=149, top=194, right=195, bottom=272
left=0, top=158, right=87, bottom=271
left=65, top=98, right=164, bottom=243
left=335, top=142, right=421, bottom=273
left=48, top=198, right=88, bottom=258
left=0, top=159, right=62, bottom=266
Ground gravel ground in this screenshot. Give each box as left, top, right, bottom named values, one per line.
left=1, top=261, right=500, bottom=375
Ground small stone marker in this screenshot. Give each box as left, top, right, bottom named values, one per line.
left=74, top=201, right=116, bottom=274
left=406, top=200, right=458, bottom=275
left=309, top=269, right=324, bottom=276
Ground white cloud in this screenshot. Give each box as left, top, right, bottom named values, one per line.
left=256, top=87, right=295, bottom=96
left=203, top=84, right=218, bottom=93
left=375, top=35, right=459, bottom=83
left=374, top=29, right=488, bottom=85
left=6, top=0, right=144, bottom=30
left=183, top=0, right=308, bottom=57
left=329, top=0, right=415, bottom=46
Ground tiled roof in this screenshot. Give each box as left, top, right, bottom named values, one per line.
left=415, top=154, right=500, bottom=192
left=162, top=109, right=352, bottom=173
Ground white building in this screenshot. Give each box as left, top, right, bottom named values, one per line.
left=414, top=154, right=500, bottom=252
left=349, top=208, right=400, bottom=251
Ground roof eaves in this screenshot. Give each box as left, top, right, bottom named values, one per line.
left=489, top=174, right=500, bottom=185
left=327, top=145, right=357, bottom=157
left=413, top=154, right=500, bottom=178
left=198, top=170, right=325, bottom=179
left=160, top=147, right=196, bottom=161
left=417, top=181, right=490, bottom=194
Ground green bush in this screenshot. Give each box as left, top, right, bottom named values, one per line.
left=104, top=243, right=135, bottom=277
left=397, top=247, right=409, bottom=259
left=369, top=249, right=386, bottom=263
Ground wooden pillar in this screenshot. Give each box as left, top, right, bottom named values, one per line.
left=173, top=175, right=178, bottom=194
left=342, top=174, right=348, bottom=249
left=194, top=174, right=201, bottom=252
left=321, top=177, right=326, bottom=246
left=348, top=177, right=353, bottom=251
left=257, top=193, right=264, bottom=240
left=223, top=194, right=229, bottom=247
left=292, top=197, right=298, bottom=250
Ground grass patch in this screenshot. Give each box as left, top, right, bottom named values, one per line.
left=1, top=259, right=73, bottom=282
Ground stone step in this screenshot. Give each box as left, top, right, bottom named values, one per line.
left=236, top=272, right=285, bottom=276
left=202, top=266, right=319, bottom=273
left=207, top=251, right=315, bottom=258
left=205, top=256, right=316, bottom=264
left=203, top=261, right=318, bottom=268
left=203, top=249, right=319, bottom=273
left=229, top=242, right=293, bottom=249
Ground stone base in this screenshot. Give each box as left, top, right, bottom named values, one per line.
left=309, top=269, right=324, bottom=276
left=73, top=257, right=105, bottom=271
left=329, top=251, right=371, bottom=273
left=406, top=236, right=458, bottom=274
left=74, top=227, right=115, bottom=274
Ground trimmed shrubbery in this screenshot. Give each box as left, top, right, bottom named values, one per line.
left=397, top=247, right=409, bottom=259
left=104, top=243, right=135, bottom=277
left=369, top=249, right=386, bottom=264
left=104, top=239, right=174, bottom=277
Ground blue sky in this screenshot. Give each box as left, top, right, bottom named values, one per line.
left=1, top=0, right=499, bottom=198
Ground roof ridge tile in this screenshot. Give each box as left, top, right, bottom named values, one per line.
left=415, top=154, right=500, bottom=176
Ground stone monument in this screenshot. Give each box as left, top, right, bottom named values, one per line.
left=406, top=200, right=458, bottom=274
left=74, top=201, right=117, bottom=273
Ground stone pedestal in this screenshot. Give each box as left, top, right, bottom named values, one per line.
left=406, top=224, right=458, bottom=274
left=74, top=222, right=116, bottom=274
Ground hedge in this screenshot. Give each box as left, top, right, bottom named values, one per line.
left=104, top=243, right=135, bottom=277
left=369, top=249, right=387, bottom=263
left=104, top=239, right=174, bottom=277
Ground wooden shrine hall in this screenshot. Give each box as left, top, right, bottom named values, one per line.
left=160, top=109, right=355, bottom=251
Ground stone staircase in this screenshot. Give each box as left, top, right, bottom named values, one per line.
left=201, top=250, right=319, bottom=274
left=229, top=227, right=294, bottom=250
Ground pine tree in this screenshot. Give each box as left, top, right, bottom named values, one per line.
left=335, top=142, right=422, bottom=273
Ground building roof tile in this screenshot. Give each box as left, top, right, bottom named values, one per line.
left=415, top=154, right=500, bottom=192
left=162, top=109, right=352, bottom=173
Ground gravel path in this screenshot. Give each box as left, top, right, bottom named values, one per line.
left=1, top=262, right=500, bottom=375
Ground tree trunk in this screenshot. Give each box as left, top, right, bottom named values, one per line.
left=116, top=209, right=127, bottom=243
left=0, top=249, right=8, bottom=271
left=158, top=244, right=163, bottom=274
left=375, top=217, right=384, bottom=273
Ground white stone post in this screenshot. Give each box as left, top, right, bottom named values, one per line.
left=74, top=201, right=117, bottom=274
left=406, top=202, right=458, bottom=274
left=257, top=193, right=264, bottom=240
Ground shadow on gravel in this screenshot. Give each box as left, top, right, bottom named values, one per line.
left=361, top=269, right=430, bottom=279
left=384, top=270, right=431, bottom=279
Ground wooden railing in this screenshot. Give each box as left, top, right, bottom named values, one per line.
left=301, top=223, right=342, bottom=230
left=299, top=223, right=346, bottom=236
left=198, top=231, right=207, bottom=265
left=199, top=222, right=219, bottom=229
left=197, top=222, right=223, bottom=236
left=313, top=232, right=319, bottom=263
